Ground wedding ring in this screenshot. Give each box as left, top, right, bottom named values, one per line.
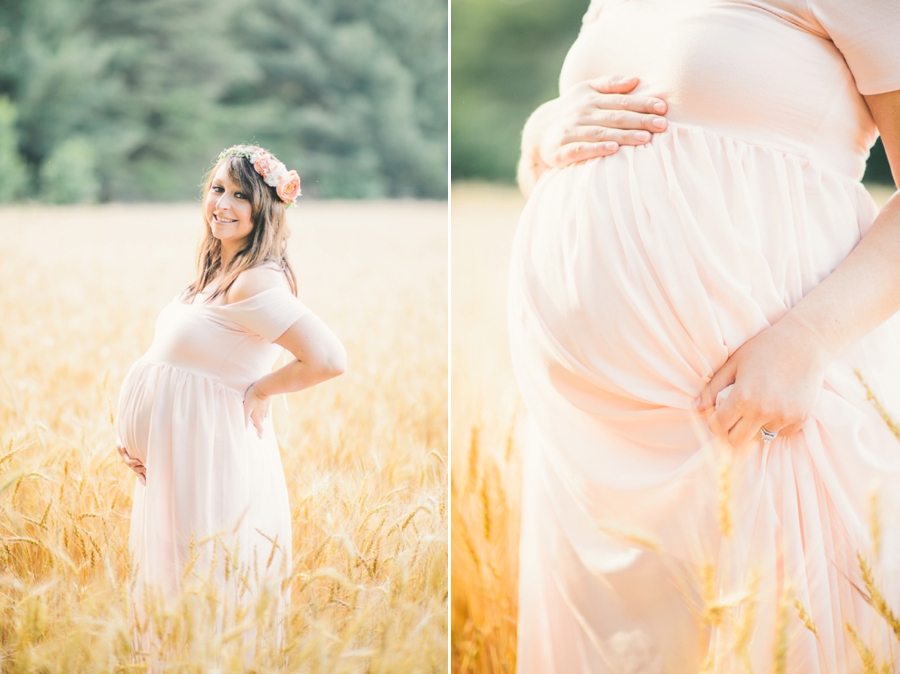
left=759, top=427, right=778, bottom=443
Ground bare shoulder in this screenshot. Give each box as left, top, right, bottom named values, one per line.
left=227, top=265, right=291, bottom=303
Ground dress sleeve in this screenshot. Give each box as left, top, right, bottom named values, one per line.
left=808, top=0, right=900, bottom=95
left=226, top=287, right=310, bottom=342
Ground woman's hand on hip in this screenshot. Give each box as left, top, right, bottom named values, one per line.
left=243, top=382, right=271, bottom=439
left=519, top=75, right=668, bottom=195
left=116, top=442, right=146, bottom=486
left=695, top=315, right=834, bottom=448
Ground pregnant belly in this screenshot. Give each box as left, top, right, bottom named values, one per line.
left=508, top=127, right=873, bottom=491
left=116, top=358, right=246, bottom=465
left=513, top=126, right=869, bottom=412
left=116, top=359, right=162, bottom=464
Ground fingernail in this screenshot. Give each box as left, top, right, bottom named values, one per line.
left=635, top=131, right=651, bottom=142
left=652, top=118, right=667, bottom=129
left=653, top=101, right=666, bottom=113
left=619, top=76, right=637, bottom=83
left=603, top=142, right=618, bottom=152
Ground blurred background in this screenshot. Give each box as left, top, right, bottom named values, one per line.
left=1, top=1, right=449, bottom=669
left=451, top=2, right=896, bottom=673
left=0, top=0, right=447, bottom=201
left=451, top=0, right=893, bottom=186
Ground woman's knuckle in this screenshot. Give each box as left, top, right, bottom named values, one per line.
left=733, top=389, right=751, bottom=406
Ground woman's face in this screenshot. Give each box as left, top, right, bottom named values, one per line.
left=205, top=163, right=253, bottom=249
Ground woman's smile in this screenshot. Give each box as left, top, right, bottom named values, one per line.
left=205, top=164, right=254, bottom=249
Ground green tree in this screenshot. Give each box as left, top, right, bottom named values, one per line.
left=0, top=96, right=27, bottom=201
left=0, top=0, right=448, bottom=201
left=38, top=135, right=100, bottom=203
left=225, top=0, right=447, bottom=198
left=451, top=0, right=585, bottom=182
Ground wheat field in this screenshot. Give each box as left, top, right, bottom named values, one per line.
left=0, top=199, right=448, bottom=672
left=449, top=182, right=898, bottom=674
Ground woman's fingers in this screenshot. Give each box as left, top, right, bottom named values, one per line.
left=696, top=359, right=737, bottom=413
left=117, top=443, right=138, bottom=467
left=707, top=399, right=743, bottom=439
left=552, top=141, right=620, bottom=166
left=117, top=442, right=147, bottom=482
left=586, top=75, right=641, bottom=95
left=565, top=124, right=652, bottom=146
left=590, top=93, right=668, bottom=117
left=726, top=415, right=767, bottom=449
left=584, top=107, right=668, bottom=133
left=243, top=383, right=269, bottom=439
left=252, top=412, right=264, bottom=439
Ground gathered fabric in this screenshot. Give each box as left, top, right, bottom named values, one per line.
left=510, top=121, right=900, bottom=672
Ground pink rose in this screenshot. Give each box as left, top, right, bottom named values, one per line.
left=254, top=152, right=276, bottom=177
left=277, top=170, right=301, bottom=203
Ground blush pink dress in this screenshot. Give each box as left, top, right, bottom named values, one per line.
left=509, top=0, right=900, bottom=672
left=116, top=283, right=308, bottom=652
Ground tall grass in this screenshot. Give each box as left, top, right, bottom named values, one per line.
left=451, top=186, right=523, bottom=674
left=450, top=183, right=900, bottom=673
left=0, top=200, right=447, bottom=672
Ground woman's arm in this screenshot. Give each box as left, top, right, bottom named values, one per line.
left=243, top=314, right=346, bottom=437
left=242, top=315, right=346, bottom=437
left=697, top=90, right=900, bottom=448
left=256, top=314, right=347, bottom=397
left=230, top=267, right=346, bottom=437
left=518, top=75, right=669, bottom=197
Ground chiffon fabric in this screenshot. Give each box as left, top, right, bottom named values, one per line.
left=117, top=284, right=308, bottom=653
left=509, top=0, right=900, bottom=671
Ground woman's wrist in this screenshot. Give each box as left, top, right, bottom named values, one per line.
left=248, top=380, right=271, bottom=399
left=777, top=309, right=842, bottom=365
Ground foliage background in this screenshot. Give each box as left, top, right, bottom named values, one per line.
left=451, top=0, right=893, bottom=185
left=0, top=0, right=448, bottom=201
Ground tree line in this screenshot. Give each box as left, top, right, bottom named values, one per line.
left=0, top=0, right=448, bottom=202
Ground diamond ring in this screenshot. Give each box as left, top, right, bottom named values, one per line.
left=759, top=427, right=778, bottom=443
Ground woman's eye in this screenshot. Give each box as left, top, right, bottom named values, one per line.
left=235, top=192, right=246, bottom=200
left=212, top=185, right=224, bottom=193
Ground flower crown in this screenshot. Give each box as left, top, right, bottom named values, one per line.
left=217, top=146, right=301, bottom=206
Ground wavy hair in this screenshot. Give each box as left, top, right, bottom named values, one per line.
left=184, top=145, right=298, bottom=304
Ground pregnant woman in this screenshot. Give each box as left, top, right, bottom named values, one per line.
left=510, top=1, right=900, bottom=671
left=115, top=144, right=346, bottom=659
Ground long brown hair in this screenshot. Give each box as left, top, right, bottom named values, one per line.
left=184, top=144, right=298, bottom=304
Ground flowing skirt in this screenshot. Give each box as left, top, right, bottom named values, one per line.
left=509, top=124, right=900, bottom=673
left=117, top=358, right=292, bottom=660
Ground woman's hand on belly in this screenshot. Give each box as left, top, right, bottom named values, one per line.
left=117, top=442, right=147, bottom=486
left=243, top=382, right=272, bottom=440
left=695, top=315, right=833, bottom=448
left=517, top=75, right=669, bottom=197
